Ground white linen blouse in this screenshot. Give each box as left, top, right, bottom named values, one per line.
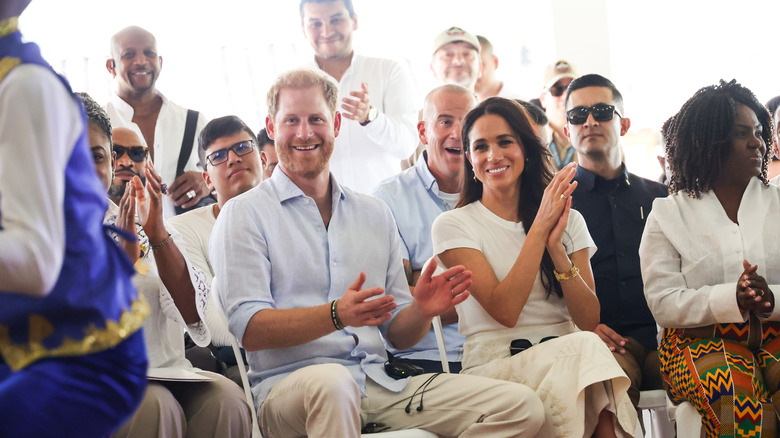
left=639, top=177, right=780, bottom=328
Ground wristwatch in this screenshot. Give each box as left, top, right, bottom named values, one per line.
left=360, top=106, right=379, bottom=126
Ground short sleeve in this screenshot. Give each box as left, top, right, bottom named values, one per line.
left=563, top=209, right=597, bottom=257
left=431, top=208, right=481, bottom=256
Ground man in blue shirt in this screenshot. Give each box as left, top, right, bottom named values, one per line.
left=565, top=74, right=667, bottom=408
left=211, top=68, right=544, bottom=437
left=373, top=84, right=475, bottom=372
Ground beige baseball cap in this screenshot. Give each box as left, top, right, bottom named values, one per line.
left=543, top=60, right=578, bottom=89
left=432, top=26, right=480, bottom=55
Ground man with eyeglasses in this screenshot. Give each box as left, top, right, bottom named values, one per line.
left=564, top=74, right=667, bottom=410
left=169, top=116, right=263, bottom=386
left=539, top=60, right=579, bottom=170
left=170, top=116, right=263, bottom=287
left=169, top=116, right=260, bottom=318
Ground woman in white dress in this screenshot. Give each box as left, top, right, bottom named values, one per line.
left=432, top=97, right=635, bottom=437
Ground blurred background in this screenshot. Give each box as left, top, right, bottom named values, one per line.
left=21, top=0, right=780, bottom=180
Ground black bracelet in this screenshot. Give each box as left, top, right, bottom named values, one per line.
left=331, top=300, right=345, bottom=330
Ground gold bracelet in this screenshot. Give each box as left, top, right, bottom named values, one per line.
left=150, top=233, right=173, bottom=251
left=553, top=263, right=580, bottom=281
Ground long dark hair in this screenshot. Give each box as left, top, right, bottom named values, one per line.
left=459, top=97, right=562, bottom=297
left=666, top=79, right=773, bottom=197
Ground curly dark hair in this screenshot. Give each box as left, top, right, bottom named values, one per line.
left=665, top=79, right=773, bottom=197
left=75, top=91, right=112, bottom=151
left=459, top=97, right=563, bottom=298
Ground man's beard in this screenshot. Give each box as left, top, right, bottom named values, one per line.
left=108, top=174, right=147, bottom=202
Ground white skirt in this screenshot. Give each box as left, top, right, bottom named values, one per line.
left=462, top=328, right=637, bottom=438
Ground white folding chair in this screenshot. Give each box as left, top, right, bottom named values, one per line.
left=672, top=401, right=703, bottom=437
left=635, top=389, right=675, bottom=438
left=431, top=315, right=451, bottom=373
left=423, top=257, right=452, bottom=375
left=210, top=278, right=261, bottom=438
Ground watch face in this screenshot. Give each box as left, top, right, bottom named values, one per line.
left=362, top=106, right=379, bottom=126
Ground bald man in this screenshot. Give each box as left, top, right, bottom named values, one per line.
left=105, top=26, right=211, bottom=219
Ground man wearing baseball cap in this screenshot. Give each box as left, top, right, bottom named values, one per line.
left=430, top=26, right=482, bottom=92
left=539, top=60, right=579, bottom=170
left=404, top=26, right=481, bottom=169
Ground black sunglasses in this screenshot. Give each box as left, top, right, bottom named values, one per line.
left=114, top=145, right=148, bottom=163
left=566, top=103, right=622, bottom=125
left=206, top=140, right=255, bottom=167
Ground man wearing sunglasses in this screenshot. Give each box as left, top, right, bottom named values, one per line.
left=539, top=60, right=578, bottom=170
left=108, top=128, right=148, bottom=206
left=564, top=74, right=667, bottom=410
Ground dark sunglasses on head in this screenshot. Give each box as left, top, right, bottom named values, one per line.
left=206, top=140, right=255, bottom=167
left=547, top=84, right=567, bottom=97
left=114, top=145, right=148, bottom=163
left=566, top=103, right=622, bottom=125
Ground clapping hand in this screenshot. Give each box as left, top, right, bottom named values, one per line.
left=116, top=182, right=140, bottom=263
left=128, top=161, right=167, bottom=242
left=536, top=163, right=577, bottom=250
left=336, top=272, right=397, bottom=328
left=341, top=82, right=372, bottom=124
left=736, top=260, right=774, bottom=313
left=412, top=258, right=472, bottom=318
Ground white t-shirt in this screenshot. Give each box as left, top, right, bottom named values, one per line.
left=169, top=204, right=235, bottom=347
left=432, top=201, right=595, bottom=338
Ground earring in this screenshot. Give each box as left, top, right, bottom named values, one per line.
left=472, top=175, right=477, bottom=182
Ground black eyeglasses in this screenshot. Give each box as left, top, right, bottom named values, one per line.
left=206, top=140, right=255, bottom=166
left=114, top=145, right=148, bottom=162
left=566, top=103, right=622, bottom=125
left=547, top=84, right=567, bottom=97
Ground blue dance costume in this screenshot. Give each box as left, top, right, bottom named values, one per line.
left=0, top=19, right=149, bottom=437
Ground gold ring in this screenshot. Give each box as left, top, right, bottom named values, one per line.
left=155, top=190, right=162, bottom=196
left=758, top=289, right=765, bottom=297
